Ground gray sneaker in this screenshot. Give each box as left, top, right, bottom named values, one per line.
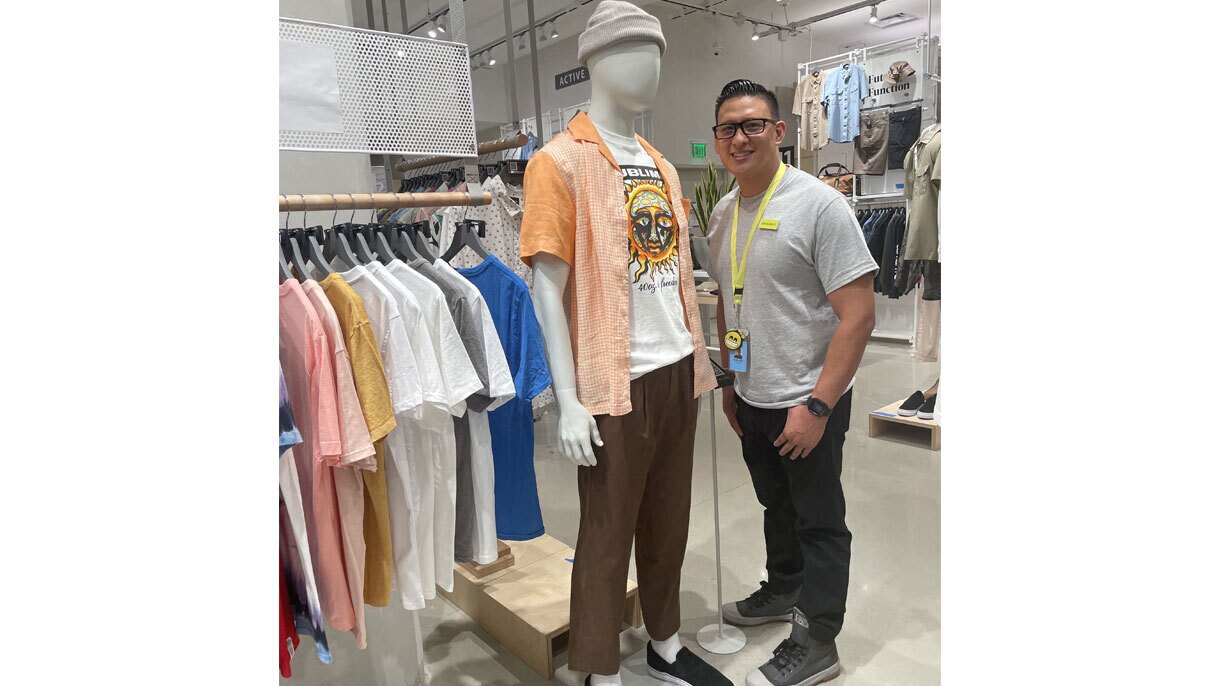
left=744, top=608, right=841, bottom=686
left=722, top=581, right=799, bottom=626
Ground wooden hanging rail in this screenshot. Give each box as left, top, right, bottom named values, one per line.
left=395, top=132, right=529, bottom=173
left=279, top=192, right=491, bottom=212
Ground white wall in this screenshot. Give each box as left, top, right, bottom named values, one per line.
left=279, top=0, right=425, bottom=684
left=469, top=7, right=924, bottom=169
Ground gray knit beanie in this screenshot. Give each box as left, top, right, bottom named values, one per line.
left=578, top=0, right=667, bottom=66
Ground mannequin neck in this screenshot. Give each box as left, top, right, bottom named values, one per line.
left=737, top=156, right=783, bottom=199
left=587, top=88, right=639, bottom=139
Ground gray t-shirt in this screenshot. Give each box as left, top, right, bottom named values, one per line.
left=409, top=257, right=490, bottom=562
left=707, top=166, right=878, bottom=409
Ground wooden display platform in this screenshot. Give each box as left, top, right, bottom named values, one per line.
left=869, top=398, right=941, bottom=451
left=439, top=534, right=642, bottom=679
left=458, top=540, right=515, bottom=578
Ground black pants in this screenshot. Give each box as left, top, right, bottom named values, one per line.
left=887, top=107, right=922, bottom=169
left=735, top=390, right=853, bottom=642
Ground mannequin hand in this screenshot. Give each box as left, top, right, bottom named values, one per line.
left=774, top=406, right=827, bottom=460
left=555, top=388, right=603, bottom=467
left=722, top=387, right=743, bottom=438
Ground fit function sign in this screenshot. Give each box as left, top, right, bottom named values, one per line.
left=555, top=66, right=590, bottom=90
left=691, top=141, right=707, bottom=159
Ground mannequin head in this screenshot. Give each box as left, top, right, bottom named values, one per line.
left=588, top=40, right=662, bottom=114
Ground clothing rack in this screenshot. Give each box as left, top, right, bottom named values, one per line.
left=851, top=193, right=906, bottom=205
left=395, top=132, right=529, bottom=173
left=860, top=99, right=923, bottom=114
left=278, top=192, right=492, bottom=212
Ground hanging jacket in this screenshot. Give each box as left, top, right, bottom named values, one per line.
left=867, top=210, right=892, bottom=293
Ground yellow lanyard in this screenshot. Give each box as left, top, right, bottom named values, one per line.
left=730, top=164, right=788, bottom=313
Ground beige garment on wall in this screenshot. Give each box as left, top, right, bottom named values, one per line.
left=793, top=72, right=829, bottom=153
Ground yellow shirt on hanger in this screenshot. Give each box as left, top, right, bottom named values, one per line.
left=320, top=273, right=397, bottom=607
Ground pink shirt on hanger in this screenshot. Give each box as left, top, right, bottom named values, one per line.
left=279, top=279, right=355, bottom=633
left=302, top=280, right=375, bottom=649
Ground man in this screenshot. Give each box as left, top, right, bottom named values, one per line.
left=704, top=79, right=878, bottom=686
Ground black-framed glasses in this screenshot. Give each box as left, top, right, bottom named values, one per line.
left=712, top=118, right=777, bottom=140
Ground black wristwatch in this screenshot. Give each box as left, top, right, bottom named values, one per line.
left=805, top=396, right=832, bottom=417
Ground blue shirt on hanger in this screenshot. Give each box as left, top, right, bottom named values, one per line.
left=823, top=62, right=870, bottom=143
left=455, top=254, right=552, bottom=541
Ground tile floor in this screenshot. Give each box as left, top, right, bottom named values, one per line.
left=424, top=341, right=938, bottom=685
left=289, top=341, right=940, bottom=685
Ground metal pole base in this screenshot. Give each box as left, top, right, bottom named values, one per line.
left=697, top=623, right=747, bottom=655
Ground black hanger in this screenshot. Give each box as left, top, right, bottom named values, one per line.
left=279, top=197, right=305, bottom=281
left=441, top=219, right=489, bottom=262
left=389, top=224, right=421, bottom=261
left=295, top=225, right=332, bottom=277
left=406, top=220, right=438, bottom=261
left=369, top=223, right=402, bottom=263
left=281, top=229, right=309, bottom=281
left=359, top=199, right=384, bottom=263
left=324, top=194, right=360, bottom=270
left=279, top=247, right=294, bottom=283
left=349, top=222, right=377, bottom=264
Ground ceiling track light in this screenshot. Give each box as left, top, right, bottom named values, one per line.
left=518, top=33, right=527, bottom=51
left=427, top=19, right=438, bottom=38
left=487, top=50, right=497, bottom=67
left=751, top=22, right=760, bottom=41
left=550, top=22, right=559, bottom=39
left=539, top=23, right=548, bottom=43
left=869, top=5, right=879, bottom=23
left=438, top=14, right=447, bottom=33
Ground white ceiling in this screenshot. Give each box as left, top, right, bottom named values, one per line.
left=446, top=0, right=939, bottom=56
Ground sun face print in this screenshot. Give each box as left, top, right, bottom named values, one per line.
left=627, top=182, right=679, bottom=283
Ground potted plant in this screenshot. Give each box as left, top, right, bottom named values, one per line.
left=690, top=160, right=735, bottom=271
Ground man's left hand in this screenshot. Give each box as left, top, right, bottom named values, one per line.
left=774, top=405, right=828, bottom=460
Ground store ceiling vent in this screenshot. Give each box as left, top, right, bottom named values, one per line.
left=869, top=12, right=919, bottom=30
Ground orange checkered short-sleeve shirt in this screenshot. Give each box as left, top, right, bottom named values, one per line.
left=520, top=112, right=716, bottom=417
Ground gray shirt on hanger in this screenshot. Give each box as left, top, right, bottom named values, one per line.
left=408, top=257, right=491, bottom=563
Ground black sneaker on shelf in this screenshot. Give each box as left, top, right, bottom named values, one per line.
left=646, top=643, right=732, bottom=686
left=722, top=580, right=799, bottom=627
left=917, top=394, right=937, bottom=420
left=897, top=390, right=924, bottom=417
left=745, top=608, right=841, bottom=686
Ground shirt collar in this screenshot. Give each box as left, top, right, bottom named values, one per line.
left=567, top=111, right=666, bottom=173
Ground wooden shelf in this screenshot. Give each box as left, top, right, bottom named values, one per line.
left=439, top=534, right=642, bottom=679
left=869, top=398, right=940, bottom=450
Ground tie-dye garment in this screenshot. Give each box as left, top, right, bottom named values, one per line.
left=279, top=367, right=303, bottom=455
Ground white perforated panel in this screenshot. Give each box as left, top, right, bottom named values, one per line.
left=279, top=17, right=477, bottom=157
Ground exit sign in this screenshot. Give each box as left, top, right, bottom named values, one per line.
left=691, top=140, right=707, bottom=159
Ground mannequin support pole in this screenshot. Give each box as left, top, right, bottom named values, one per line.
left=697, top=391, right=746, bottom=654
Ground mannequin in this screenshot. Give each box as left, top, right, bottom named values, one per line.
left=531, top=43, right=674, bottom=685
left=522, top=4, right=726, bottom=685
left=532, top=40, right=663, bottom=469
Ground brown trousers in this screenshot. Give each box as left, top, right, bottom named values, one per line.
left=568, top=355, right=699, bottom=676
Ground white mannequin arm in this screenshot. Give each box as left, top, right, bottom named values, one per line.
left=532, top=253, right=604, bottom=466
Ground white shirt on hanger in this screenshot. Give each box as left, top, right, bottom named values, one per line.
left=385, top=258, right=484, bottom=593
left=339, top=264, right=427, bottom=611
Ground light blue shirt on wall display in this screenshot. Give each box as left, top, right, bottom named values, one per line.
left=823, top=63, right=870, bottom=143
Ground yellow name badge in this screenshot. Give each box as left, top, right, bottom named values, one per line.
left=759, top=218, right=780, bottom=231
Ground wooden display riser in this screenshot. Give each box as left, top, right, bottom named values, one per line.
left=438, top=534, right=642, bottom=679
left=869, top=398, right=941, bottom=451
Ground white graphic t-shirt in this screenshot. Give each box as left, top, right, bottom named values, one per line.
left=595, top=123, right=694, bottom=378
